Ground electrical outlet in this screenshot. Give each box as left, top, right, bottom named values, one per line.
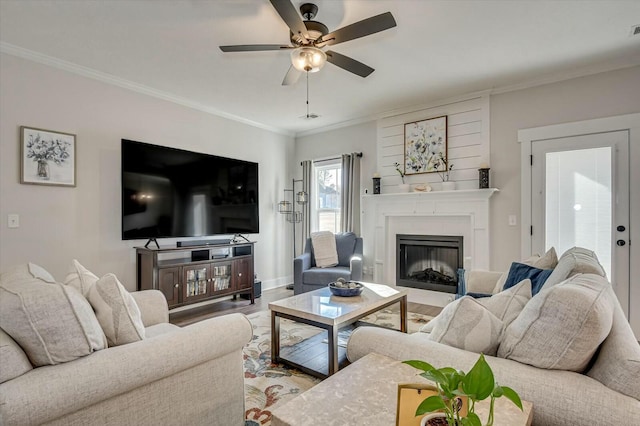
left=508, top=214, right=517, bottom=226
left=8, top=214, right=19, bottom=228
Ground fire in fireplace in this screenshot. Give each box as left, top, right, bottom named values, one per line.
left=396, top=234, right=463, bottom=293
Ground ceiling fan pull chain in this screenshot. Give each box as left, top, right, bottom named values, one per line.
left=306, top=71, right=310, bottom=118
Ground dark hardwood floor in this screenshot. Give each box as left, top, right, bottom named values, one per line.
left=169, top=286, right=442, bottom=327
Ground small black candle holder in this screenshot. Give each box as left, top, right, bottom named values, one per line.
left=478, top=168, right=490, bottom=189
left=373, top=177, right=381, bottom=194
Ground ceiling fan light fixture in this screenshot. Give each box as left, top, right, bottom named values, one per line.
left=291, top=46, right=327, bottom=73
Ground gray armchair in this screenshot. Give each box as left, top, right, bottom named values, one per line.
left=293, top=232, right=363, bottom=294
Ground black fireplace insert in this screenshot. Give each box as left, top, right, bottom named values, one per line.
left=396, top=234, right=463, bottom=293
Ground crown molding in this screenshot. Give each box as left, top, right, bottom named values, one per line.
left=0, top=42, right=294, bottom=137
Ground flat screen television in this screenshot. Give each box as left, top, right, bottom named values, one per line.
left=121, top=139, right=259, bottom=240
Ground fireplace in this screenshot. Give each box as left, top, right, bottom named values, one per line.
left=396, top=234, right=463, bottom=294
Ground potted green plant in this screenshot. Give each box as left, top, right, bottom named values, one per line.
left=403, top=354, right=522, bottom=426
left=432, top=153, right=455, bottom=190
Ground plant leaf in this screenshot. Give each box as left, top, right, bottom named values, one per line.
left=403, top=360, right=435, bottom=373
left=415, top=395, right=447, bottom=416
left=465, top=412, right=482, bottom=426
left=492, top=384, right=504, bottom=398
left=462, top=354, right=494, bottom=400
left=500, top=386, right=523, bottom=410
left=420, top=370, right=449, bottom=389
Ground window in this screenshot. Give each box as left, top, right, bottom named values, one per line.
left=313, top=160, right=341, bottom=233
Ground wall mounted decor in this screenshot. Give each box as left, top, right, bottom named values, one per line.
left=403, top=115, right=447, bottom=175
left=20, top=126, right=76, bottom=187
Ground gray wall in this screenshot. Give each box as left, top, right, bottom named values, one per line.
left=0, top=54, right=295, bottom=290
left=295, top=66, right=640, bottom=271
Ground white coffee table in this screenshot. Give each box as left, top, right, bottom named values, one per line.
left=269, top=282, right=408, bottom=379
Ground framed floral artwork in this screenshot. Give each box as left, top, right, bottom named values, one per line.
left=403, top=115, right=447, bottom=175
left=20, top=126, right=76, bottom=187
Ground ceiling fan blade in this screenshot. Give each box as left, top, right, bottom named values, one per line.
left=325, top=50, right=374, bottom=78
left=220, top=44, right=293, bottom=52
left=269, top=0, right=309, bottom=41
left=281, top=65, right=301, bottom=86
left=318, top=12, right=396, bottom=47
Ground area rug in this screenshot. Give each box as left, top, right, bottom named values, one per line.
left=243, top=309, right=432, bottom=426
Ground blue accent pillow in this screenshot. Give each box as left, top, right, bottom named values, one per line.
left=456, top=268, right=466, bottom=298
left=503, top=262, right=553, bottom=295
left=467, top=292, right=493, bottom=299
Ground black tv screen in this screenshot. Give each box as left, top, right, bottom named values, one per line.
left=121, top=139, right=259, bottom=240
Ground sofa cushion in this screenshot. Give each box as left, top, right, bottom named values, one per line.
left=310, top=231, right=339, bottom=268
left=427, top=296, right=503, bottom=356
left=0, top=328, right=33, bottom=383
left=498, top=274, right=613, bottom=372
left=335, top=232, right=357, bottom=266
left=587, top=284, right=640, bottom=400
left=63, top=259, right=99, bottom=296
left=502, top=262, right=553, bottom=295
left=477, top=279, right=532, bottom=329
left=88, top=273, right=145, bottom=346
left=302, top=266, right=351, bottom=285
left=0, top=265, right=107, bottom=366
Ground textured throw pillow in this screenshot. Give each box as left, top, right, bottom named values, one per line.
left=498, top=274, right=614, bottom=372
left=0, top=328, right=33, bottom=383
left=427, top=296, right=503, bottom=356
left=587, top=283, right=640, bottom=400
left=477, top=279, right=532, bottom=329
left=0, top=274, right=107, bottom=366
left=311, top=231, right=339, bottom=268
left=502, top=262, right=553, bottom=296
left=64, top=259, right=99, bottom=296
left=532, top=247, right=558, bottom=270
left=88, top=273, right=145, bottom=346
left=0, top=262, right=55, bottom=285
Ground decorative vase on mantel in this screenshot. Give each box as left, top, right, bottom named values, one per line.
left=37, top=160, right=50, bottom=180
left=441, top=181, right=456, bottom=191
left=398, top=183, right=411, bottom=193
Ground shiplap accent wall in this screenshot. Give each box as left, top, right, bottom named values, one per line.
left=376, top=95, right=490, bottom=192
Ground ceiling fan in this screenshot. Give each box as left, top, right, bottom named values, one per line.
left=220, top=0, right=397, bottom=85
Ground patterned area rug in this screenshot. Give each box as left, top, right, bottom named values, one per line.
left=243, top=309, right=432, bottom=426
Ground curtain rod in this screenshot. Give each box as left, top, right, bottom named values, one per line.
left=307, top=152, right=363, bottom=165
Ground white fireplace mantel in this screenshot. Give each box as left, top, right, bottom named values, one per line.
left=360, top=188, right=498, bottom=306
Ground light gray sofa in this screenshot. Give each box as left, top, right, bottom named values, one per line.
left=347, top=248, right=640, bottom=425
left=0, top=288, right=252, bottom=426
left=293, top=232, right=363, bottom=294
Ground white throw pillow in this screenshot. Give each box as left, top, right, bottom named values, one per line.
left=311, top=231, right=339, bottom=268
left=477, top=279, right=532, bottom=330
left=498, top=274, right=613, bottom=372
left=532, top=247, right=558, bottom=270
left=427, top=296, right=503, bottom=356
left=64, top=259, right=99, bottom=296
left=88, top=273, right=145, bottom=346
left=0, top=267, right=107, bottom=366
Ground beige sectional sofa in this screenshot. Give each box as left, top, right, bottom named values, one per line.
left=347, top=247, right=640, bottom=425
left=0, top=262, right=252, bottom=426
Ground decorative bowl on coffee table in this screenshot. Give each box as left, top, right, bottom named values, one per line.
left=328, top=281, right=364, bottom=297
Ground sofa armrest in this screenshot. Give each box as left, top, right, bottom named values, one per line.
left=350, top=255, right=363, bottom=281
left=294, top=252, right=312, bottom=283
left=465, top=270, right=504, bottom=295
left=0, top=313, right=252, bottom=426
left=131, top=289, right=169, bottom=327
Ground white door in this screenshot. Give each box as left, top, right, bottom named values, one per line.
left=531, top=130, right=630, bottom=317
